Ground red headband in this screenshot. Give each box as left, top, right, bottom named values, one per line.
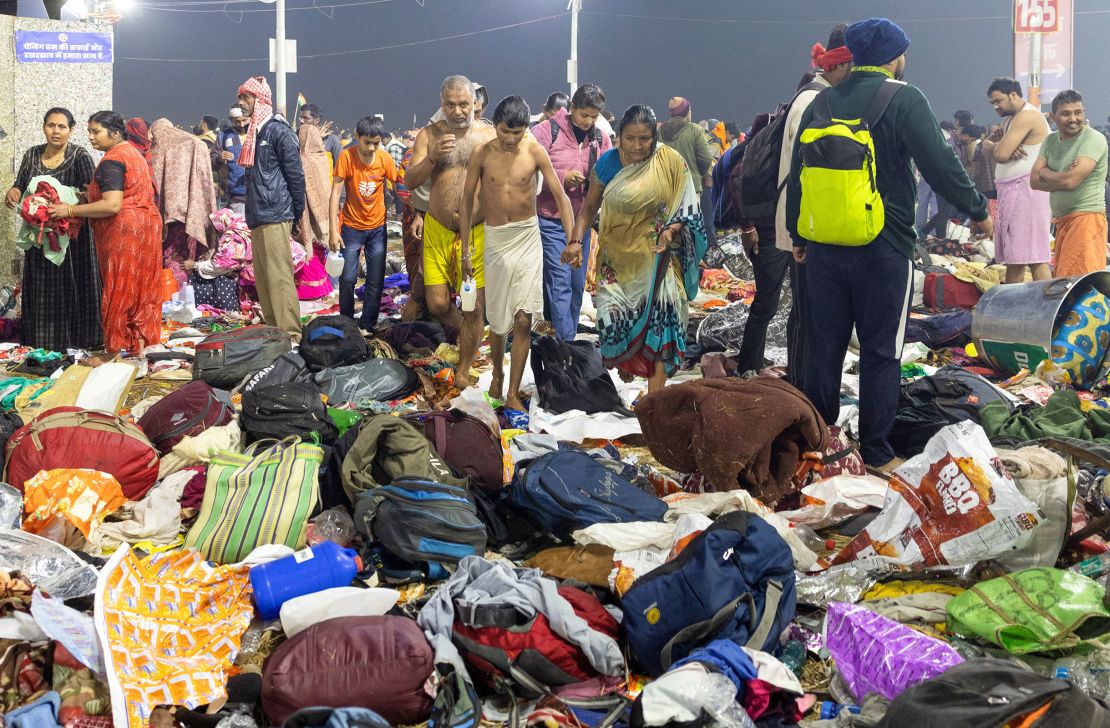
left=811, top=43, right=853, bottom=71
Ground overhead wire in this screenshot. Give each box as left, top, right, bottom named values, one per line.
left=117, top=11, right=569, bottom=61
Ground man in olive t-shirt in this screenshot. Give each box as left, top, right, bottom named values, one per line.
left=1032, top=89, right=1109, bottom=277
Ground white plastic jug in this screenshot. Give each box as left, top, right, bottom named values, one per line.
left=325, top=250, right=345, bottom=277
left=460, top=276, right=477, bottom=312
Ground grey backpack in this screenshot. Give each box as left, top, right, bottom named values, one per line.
left=314, top=359, right=417, bottom=404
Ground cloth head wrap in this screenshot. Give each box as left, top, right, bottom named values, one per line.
left=810, top=43, right=853, bottom=71
left=668, top=97, right=691, bottom=118
left=845, top=17, right=911, bottom=67
left=236, top=76, right=274, bottom=168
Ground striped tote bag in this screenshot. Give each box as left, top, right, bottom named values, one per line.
left=184, top=437, right=322, bottom=564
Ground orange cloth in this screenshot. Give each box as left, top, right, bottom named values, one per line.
left=335, top=146, right=399, bottom=230
left=1053, top=210, right=1108, bottom=277
left=22, top=468, right=126, bottom=537
left=711, top=121, right=730, bottom=153
left=88, top=142, right=163, bottom=354
left=1003, top=699, right=1053, bottom=728
left=98, top=548, right=254, bottom=728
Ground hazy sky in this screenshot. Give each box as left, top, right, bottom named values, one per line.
left=18, top=0, right=1110, bottom=131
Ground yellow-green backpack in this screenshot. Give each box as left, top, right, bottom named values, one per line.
left=796, top=79, right=904, bottom=245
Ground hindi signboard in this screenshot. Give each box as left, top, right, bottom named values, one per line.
left=15, top=31, right=113, bottom=64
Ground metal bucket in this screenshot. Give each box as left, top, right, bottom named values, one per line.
left=972, top=272, right=1110, bottom=374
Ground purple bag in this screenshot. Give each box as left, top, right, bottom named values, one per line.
left=824, top=602, right=963, bottom=701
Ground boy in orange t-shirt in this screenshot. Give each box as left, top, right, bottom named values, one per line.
left=328, top=115, right=399, bottom=329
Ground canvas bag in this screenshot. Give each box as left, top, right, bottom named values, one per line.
left=314, top=359, right=418, bottom=404
left=193, top=325, right=293, bottom=389
left=184, top=438, right=323, bottom=564
left=509, top=450, right=667, bottom=539
left=407, top=410, right=505, bottom=493
left=620, top=511, right=797, bottom=677
left=877, top=658, right=1110, bottom=728
left=353, top=477, right=488, bottom=567
left=300, top=315, right=371, bottom=372
left=946, top=567, right=1110, bottom=654
left=530, top=336, right=627, bottom=415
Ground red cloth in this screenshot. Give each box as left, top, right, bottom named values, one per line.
left=19, top=180, right=82, bottom=252
left=87, top=142, right=163, bottom=354
left=125, top=117, right=151, bottom=160
left=811, top=42, right=853, bottom=71
left=237, top=76, right=274, bottom=168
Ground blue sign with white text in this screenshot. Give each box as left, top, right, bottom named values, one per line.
left=15, top=30, right=113, bottom=64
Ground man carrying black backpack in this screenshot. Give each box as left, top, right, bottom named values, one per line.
left=785, top=18, right=992, bottom=470
left=735, top=24, right=852, bottom=380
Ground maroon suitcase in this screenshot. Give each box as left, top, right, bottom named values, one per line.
left=137, top=380, right=236, bottom=455
left=262, top=616, right=435, bottom=726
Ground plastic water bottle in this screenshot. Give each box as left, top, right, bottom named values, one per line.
left=325, top=250, right=345, bottom=278
left=1070, top=552, right=1110, bottom=579
left=819, top=702, right=861, bottom=720
left=183, top=284, right=196, bottom=307
left=460, top=276, right=477, bottom=312
left=249, top=541, right=362, bottom=620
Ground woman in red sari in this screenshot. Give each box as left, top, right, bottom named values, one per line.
left=49, top=111, right=162, bottom=356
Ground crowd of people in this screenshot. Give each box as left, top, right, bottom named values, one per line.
left=4, top=15, right=1109, bottom=476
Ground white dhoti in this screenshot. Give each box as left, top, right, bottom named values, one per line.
left=483, top=217, right=544, bottom=336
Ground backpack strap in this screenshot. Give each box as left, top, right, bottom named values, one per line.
left=307, top=325, right=346, bottom=342
left=745, top=579, right=784, bottom=650
left=548, top=117, right=560, bottom=149
left=862, top=79, right=905, bottom=130
left=658, top=592, right=757, bottom=672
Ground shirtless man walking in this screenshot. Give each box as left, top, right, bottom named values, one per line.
left=983, top=77, right=1052, bottom=283
left=405, top=75, right=497, bottom=384
left=458, top=96, right=575, bottom=409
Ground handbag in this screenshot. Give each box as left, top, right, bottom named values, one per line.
left=184, top=437, right=323, bottom=564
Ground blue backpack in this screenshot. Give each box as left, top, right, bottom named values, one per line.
left=509, top=450, right=667, bottom=538
left=620, top=511, right=796, bottom=676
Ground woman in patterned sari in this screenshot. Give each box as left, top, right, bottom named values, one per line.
left=5, top=107, right=102, bottom=352
left=49, top=111, right=162, bottom=358
left=569, top=104, right=707, bottom=393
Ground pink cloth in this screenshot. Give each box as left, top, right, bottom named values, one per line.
left=531, top=108, right=612, bottom=219
left=995, top=172, right=1052, bottom=264
left=150, top=118, right=216, bottom=248
left=296, top=244, right=334, bottom=300
left=237, top=76, right=273, bottom=168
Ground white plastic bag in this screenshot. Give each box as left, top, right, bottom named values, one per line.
left=280, top=586, right=400, bottom=637
left=831, top=422, right=1043, bottom=569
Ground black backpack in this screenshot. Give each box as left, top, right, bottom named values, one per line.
left=530, top=336, right=627, bottom=415
left=888, top=366, right=1014, bottom=458
left=877, top=659, right=1110, bottom=728
left=241, top=351, right=313, bottom=394
left=300, top=315, right=370, bottom=372
left=736, top=80, right=824, bottom=220
left=239, top=381, right=339, bottom=445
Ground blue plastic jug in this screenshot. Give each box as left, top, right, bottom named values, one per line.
left=249, top=541, right=362, bottom=620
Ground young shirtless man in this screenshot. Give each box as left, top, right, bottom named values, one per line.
left=458, top=96, right=575, bottom=409
left=404, top=76, right=497, bottom=384
left=983, top=77, right=1053, bottom=283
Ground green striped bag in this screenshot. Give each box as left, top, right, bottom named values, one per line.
left=184, top=438, right=323, bottom=564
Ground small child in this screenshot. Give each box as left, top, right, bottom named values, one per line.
left=458, top=96, right=575, bottom=409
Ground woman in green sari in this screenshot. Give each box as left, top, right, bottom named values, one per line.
left=568, top=105, right=708, bottom=393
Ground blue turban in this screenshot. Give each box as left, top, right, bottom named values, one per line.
left=846, top=18, right=911, bottom=67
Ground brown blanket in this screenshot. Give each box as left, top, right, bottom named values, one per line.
left=636, top=377, right=827, bottom=504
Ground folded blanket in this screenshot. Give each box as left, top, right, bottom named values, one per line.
left=635, top=377, right=827, bottom=504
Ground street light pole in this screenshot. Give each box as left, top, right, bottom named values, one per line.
left=567, top=0, right=580, bottom=96
left=275, top=0, right=287, bottom=116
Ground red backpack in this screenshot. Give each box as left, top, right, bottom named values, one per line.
left=452, top=585, right=621, bottom=698
left=5, top=407, right=160, bottom=499
left=137, top=380, right=236, bottom=455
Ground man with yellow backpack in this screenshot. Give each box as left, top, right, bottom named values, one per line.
left=785, top=17, right=992, bottom=470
